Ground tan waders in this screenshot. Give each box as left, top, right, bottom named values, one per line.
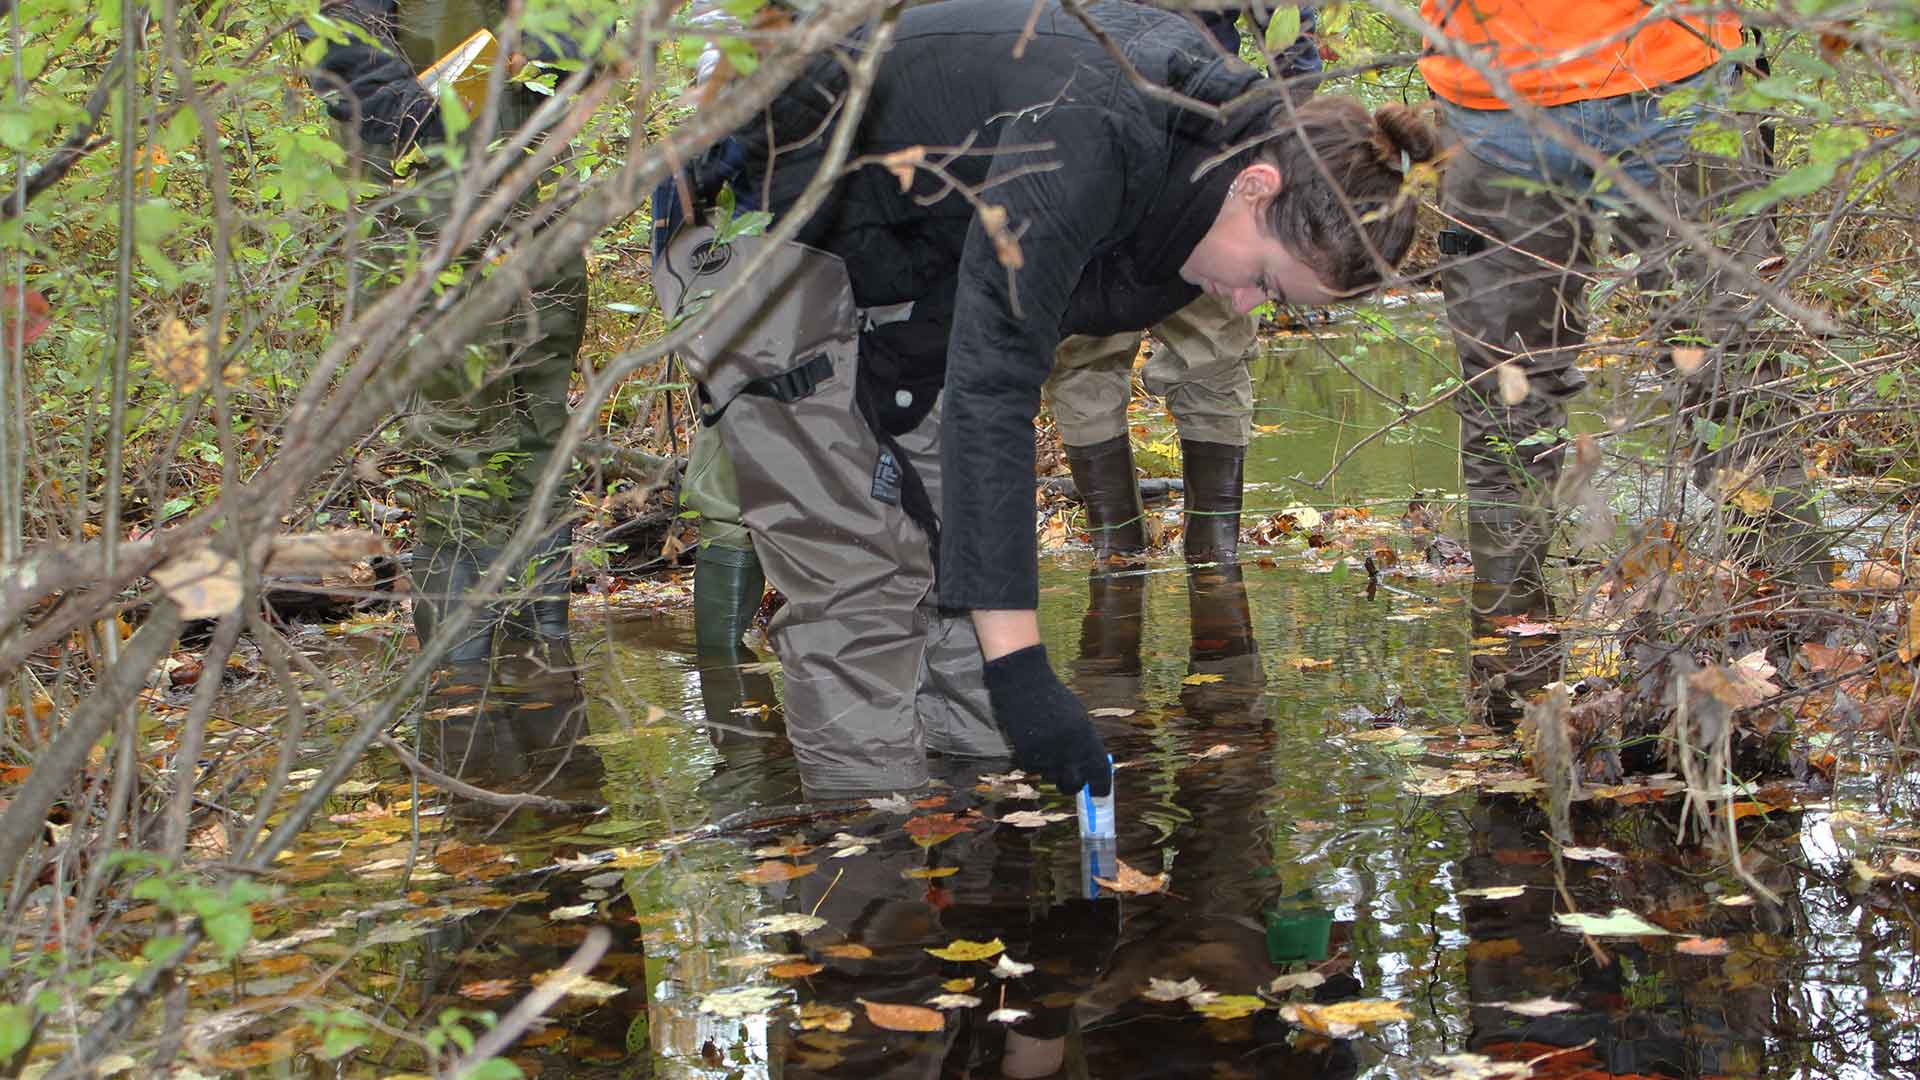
left=654, top=226, right=1009, bottom=795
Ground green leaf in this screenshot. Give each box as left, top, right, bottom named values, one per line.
left=141, top=934, right=187, bottom=963
left=467, top=1058, right=525, bottom=1080
left=1687, top=120, right=1742, bottom=159
left=202, top=906, right=254, bottom=960
left=0, top=1004, right=32, bottom=1061
left=717, top=36, right=758, bottom=76
left=1264, top=7, right=1302, bottom=53
left=319, top=1025, right=369, bottom=1060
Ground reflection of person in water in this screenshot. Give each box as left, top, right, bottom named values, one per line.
left=1455, top=793, right=1788, bottom=1075
left=1070, top=564, right=1268, bottom=728
left=420, top=652, right=604, bottom=814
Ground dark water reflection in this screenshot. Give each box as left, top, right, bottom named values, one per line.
left=287, top=318, right=1919, bottom=1079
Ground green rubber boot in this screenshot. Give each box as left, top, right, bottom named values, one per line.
left=694, top=543, right=765, bottom=654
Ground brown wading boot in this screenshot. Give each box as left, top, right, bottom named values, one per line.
left=1466, top=504, right=1560, bottom=728
left=1064, top=433, right=1146, bottom=559
left=1181, top=439, right=1246, bottom=564
left=1182, top=563, right=1267, bottom=725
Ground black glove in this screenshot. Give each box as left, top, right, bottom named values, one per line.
left=983, top=644, right=1112, bottom=797
left=315, top=43, right=445, bottom=151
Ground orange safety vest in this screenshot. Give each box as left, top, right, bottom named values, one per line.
left=1419, top=0, right=1741, bottom=110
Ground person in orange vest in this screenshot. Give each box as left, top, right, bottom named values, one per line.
left=1422, top=1, right=1828, bottom=624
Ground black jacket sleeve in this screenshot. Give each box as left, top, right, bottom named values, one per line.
left=304, top=0, right=444, bottom=152
left=937, top=109, right=1130, bottom=612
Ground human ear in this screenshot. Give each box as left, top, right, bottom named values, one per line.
left=1236, top=162, right=1282, bottom=200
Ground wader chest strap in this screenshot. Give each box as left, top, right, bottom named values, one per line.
left=699, top=352, right=834, bottom=426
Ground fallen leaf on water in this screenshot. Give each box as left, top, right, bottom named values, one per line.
left=821, top=943, right=873, bottom=960
left=798, top=1003, right=853, bottom=1032
left=550, top=903, right=596, bottom=920
left=768, top=961, right=823, bottom=978
left=1716, top=893, right=1755, bottom=907
left=1191, top=994, right=1264, bottom=1021
left=942, top=977, right=975, bottom=992
left=997, top=810, right=1071, bottom=828
left=902, top=813, right=975, bottom=847
left=926, top=993, right=980, bottom=1010
left=752, top=843, right=817, bottom=859
left=925, top=938, right=1004, bottom=962
left=826, top=832, right=867, bottom=848
left=751, top=913, right=828, bottom=936
left=736, top=861, right=818, bottom=885
left=1268, top=972, right=1326, bottom=993
left=1554, top=908, right=1668, bottom=937
left=991, top=954, right=1035, bottom=978
left=1497, top=620, right=1557, bottom=638
left=987, top=1007, right=1031, bottom=1024
left=458, top=978, right=518, bottom=1000
left=1458, top=886, right=1527, bottom=900
left=1290, top=657, right=1334, bottom=671
left=1089, top=707, right=1136, bottom=718
left=720, top=951, right=802, bottom=970
left=1280, top=999, right=1411, bottom=1038
left=1487, top=996, right=1578, bottom=1016
left=831, top=844, right=870, bottom=859
left=1422, top=1052, right=1533, bottom=1080
left=1143, top=977, right=1207, bottom=1003
left=903, top=866, right=958, bottom=879
left=1559, top=846, right=1620, bottom=862
left=1182, top=673, right=1225, bottom=685
left=867, top=794, right=913, bottom=814
left=858, top=998, right=945, bottom=1032
left=1192, top=743, right=1236, bottom=760
left=535, top=970, right=626, bottom=1000
left=1676, top=936, right=1730, bottom=956
left=700, top=986, right=786, bottom=1017
left=1095, top=859, right=1169, bottom=895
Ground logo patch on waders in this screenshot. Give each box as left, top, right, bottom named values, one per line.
left=871, top=448, right=902, bottom=505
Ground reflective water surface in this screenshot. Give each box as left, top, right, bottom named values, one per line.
left=266, top=314, right=1920, bottom=1079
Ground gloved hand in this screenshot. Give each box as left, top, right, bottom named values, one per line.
left=983, top=644, right=1112, bottom=796
left=315, top=44, right=445, bottom=150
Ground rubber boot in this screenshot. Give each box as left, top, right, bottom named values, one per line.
left=505, top=526, right=574, bottom=668
left=1181, top=440, right=1246, bottom=564
left=1071, top=570, right=1146, bottom=710
left=1064, top=434, right=1146, bottom=559
left=1465, top=504, right=1558, bottom=728
left=694, top=543, right=765, bottom=653
left=411, top=541, right=501, bottom=667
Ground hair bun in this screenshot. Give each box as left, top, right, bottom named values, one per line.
left=1371, top=104, right=1439, bottom=167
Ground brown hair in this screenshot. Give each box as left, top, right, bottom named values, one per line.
left=1254, top=98, right=1438, bottom=295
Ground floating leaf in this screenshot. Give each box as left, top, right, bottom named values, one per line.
left=867, top=794, right=913, bottom=814
left=1095, top=859, right=1169, bottom=895
left=550, top=903, right=596, bottom=920
left=903, top=866, right=958, bottom=879
left=831, top=844, right=869, bottom=859
left=990, top=954, right=1035, bottom=978
left=1142, top=977, right=1207, bottom=1002
left=1290, top=657, right=1334, bottom=672
left=719, top=951, right=802, bottom=970
left=751, top=913, right=828, bottom=936
left=1716, top=894, right=1755, bottom=907
left=1268, top=972, right=1326, bottom=994
left=1191, top=994, right=1264, bottom=1021
left=902, top=813, right=975, bottom=847
left=1554, top=908, right=1669, bottom=937
left=821, top=943, right=873, bottom=960
left=1676, top=937, right=1730, bottom=956
left=1182, top=672, right=1224, bottom=685
left=942, top=977, right=975, bottom=992
left=858, top=998, right=945, bottom=1032
left=1559, top=846, right=1620, bottom=863
left=798, top=1003, right=853, bottom=1032
left=1088, top=707, right=1136, bottom=718
left=458, top=978, right=518, bottom=1000
left=925, top=938, right=1004, bottom=962
left=1487, top=996, right=1578, bottom=1016
left=700, top=986, right=785, bottom=1017
left=986, top=1007, right=1031, bottom=1024
left=752, top=843, right=816, bottom=859
left=737, top=861, right=818, bottom=885
left=926, top=993, right=980, bottom=1010
left=535, top=970, right=627, bottom=1000
left=1422, top=1053, right=1533, bottom=1080
left=1280, top=999, right=1411, bottom=1038
left=768, top=961, right=824, bottom=978
left=997, top=810, right=1070, bottom=828
left=1458, top=886, right=1527, bottom=900
left=1192, top=743, right=1236, bottom=760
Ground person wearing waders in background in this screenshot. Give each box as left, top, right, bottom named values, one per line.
left=1420, top=0, right=1833, bottom=720
left=651, top=0, right=1433, bottom=797
left=1048, top=3, right=1321, bottom=729
left=303, top=1, right=594, bottom=675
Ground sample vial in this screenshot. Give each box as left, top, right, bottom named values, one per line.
left=1076, top=755, right=1116, bottom=841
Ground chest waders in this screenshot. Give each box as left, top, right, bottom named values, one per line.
left=653, top=226, right=1010, bottom=795
left=336, top=0, right=587, bottom=668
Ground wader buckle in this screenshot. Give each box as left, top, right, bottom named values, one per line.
left=1437, top=228, right=1488, bottom=256
left=743, top=352, right=832, bottom=404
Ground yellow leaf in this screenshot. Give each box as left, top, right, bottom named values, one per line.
left=903, top=866, right=959, bottom=879
left=767, top=961, right=824, bottom=978
left=798, top=1003, right=853, bottom=1032
left=1289, top=657, right=1333, bottom=672
left=1280, top=998, right=1410, bottom=1038
left=151, top=547, right=244, bottom=619
left=821, top=943, right=873, bottom=960
left=924, top=938, right=1004, bottom=962
left=735, top=861, right=818, bottom=885
left=941, top=977, right=975, bottom=992
left=1182, top=672, right=1224, bottom=685
left=1900, top=601, right=1920, bottom=665
left=1191, top=994, right=1265, bottom=1021
left=858, top=998, right=946, bottom=1032
left=146, top=318, right=209, bottom=392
